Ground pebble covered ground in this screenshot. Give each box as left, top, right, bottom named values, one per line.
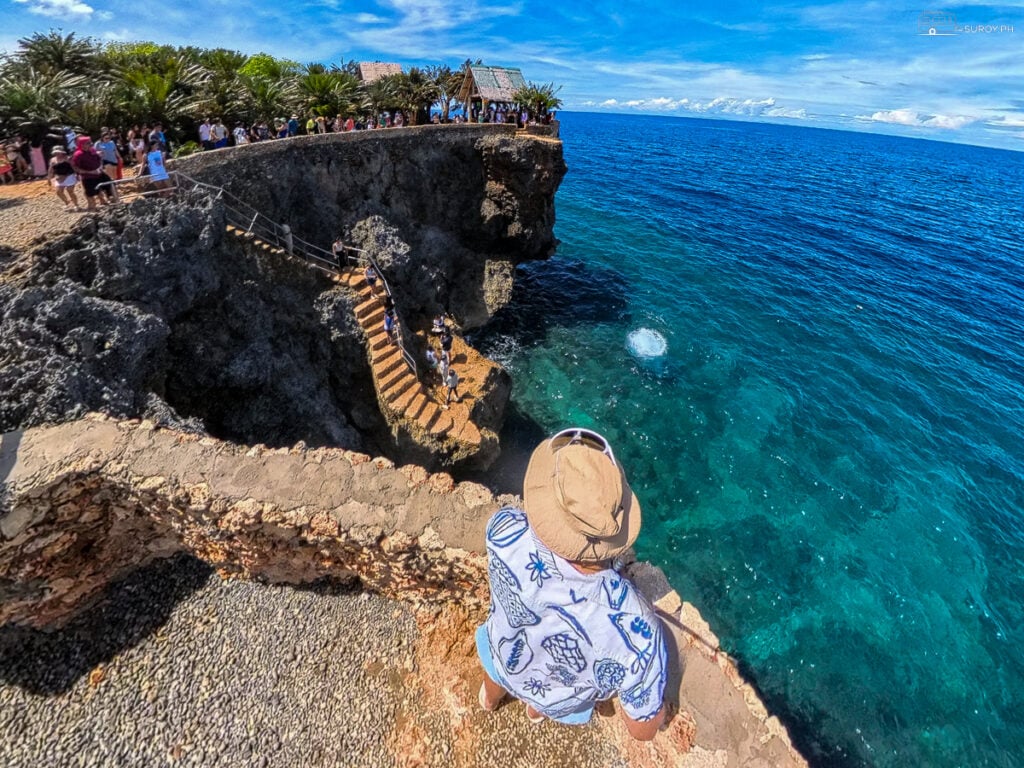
left=0, top=556, right=629, bottom=768
left=0, top=556, right=418, bottom=768
left=0, top=178, right=94, bottom=252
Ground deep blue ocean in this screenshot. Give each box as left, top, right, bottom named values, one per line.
left=471, top=112, right=1024, bottom=767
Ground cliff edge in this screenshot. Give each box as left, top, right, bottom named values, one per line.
left=1, top=416, right=807, bottom=767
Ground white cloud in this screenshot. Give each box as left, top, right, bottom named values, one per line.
left=863, top=108, right=921, bottom=126
left=589, top=95, right=810, bottom=120
left=922, top=114, right=975, bottom=130
left=765, top=107, right=809, bottom=119
left=13, top=0, right=94, bottom=17
left=858, top=109, right=978, bottom=130
left=353, top=12, right=386, bottom=23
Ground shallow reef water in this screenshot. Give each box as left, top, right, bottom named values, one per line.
left=476, top=112, right=1024, bottom=767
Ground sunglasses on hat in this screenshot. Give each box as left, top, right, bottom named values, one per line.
left=549, top=427, right=617, bottom=467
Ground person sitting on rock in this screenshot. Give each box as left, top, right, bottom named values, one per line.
left=431, top=314, right=447, bottom=334
left=476, top=428, right=668, bottom=740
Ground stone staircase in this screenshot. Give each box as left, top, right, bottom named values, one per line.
left=336, top=267, right=483, bottom=450
left=224, top=223, right=484, bottom=456
left=225, top=224, right=287, bottom=256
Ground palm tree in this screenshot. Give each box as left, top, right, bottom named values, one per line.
left=239, top=75, right=291, bottom=123
left=392, top=68, right=439, bottom=125
left=63, top=80, right=123, bottom=135
left=512, top=82, right=563, bottom=122
left=426, top=65, right=465, bottom=122
left=296, top=71, right=361, bottom=117
left=119, top=57, right=207, bottom=127
left=362, top=76, right=398, bottom=121
left=14, top=31, right=97, bottom=76
left=0, top=68, right=86, bottom=142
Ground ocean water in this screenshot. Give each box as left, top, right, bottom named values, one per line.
left=472, top=112, right=1024, bottom=766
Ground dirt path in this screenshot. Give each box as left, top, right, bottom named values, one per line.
left=0, top=178, right=91, bottom=252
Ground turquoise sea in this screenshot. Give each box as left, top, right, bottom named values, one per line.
left=471, top=112, right=1024, bottom=766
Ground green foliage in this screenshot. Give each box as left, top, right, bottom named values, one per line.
left=0, top=35, right=561, bottom=143
left=512, top=82, right=563, bottom=120
left=239, top=53, right=300, bottom=81
left=173, top=141, right=201, bottom=158
left=16, top=31, right=97, bottom=76
left=426, top=64, right=464, bottom=121
left=0, top=68, right=86, bottom=140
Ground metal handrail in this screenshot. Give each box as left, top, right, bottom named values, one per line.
left=171, top=171, right=417, bottom=378
left=96, top=173, right=177, bottom=202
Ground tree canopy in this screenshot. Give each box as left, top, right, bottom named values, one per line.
left=0, top=33, right=559, bottom=143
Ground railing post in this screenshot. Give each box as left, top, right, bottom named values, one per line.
left=247, top=212, right=258, bottom=235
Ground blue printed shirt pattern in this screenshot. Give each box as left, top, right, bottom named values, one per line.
left=483, top=506, right=667, bottom=721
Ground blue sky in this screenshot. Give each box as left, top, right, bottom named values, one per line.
left=4, top=0, right=1023, bottom=150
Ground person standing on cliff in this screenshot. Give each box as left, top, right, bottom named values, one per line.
left=199, top=118, right=213, bottom=150
left=476, top=428, right=668, bottom=740
left=71, top=136, right=114, bottom=211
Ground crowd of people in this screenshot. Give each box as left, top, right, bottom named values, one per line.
left=191, top=103, right=556, bottom=152
left=195, top=111, right=413, bottom=150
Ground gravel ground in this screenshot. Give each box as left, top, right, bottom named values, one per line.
left=0, top=556, right=418, bottom=768
left=0, top=556, right=631, bottom=768
left=0, top=178, right=93, bottom=252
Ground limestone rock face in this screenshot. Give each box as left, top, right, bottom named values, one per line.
left=0, top=128, right=565, bottom=467
left=175, top=126, right=567, bottom=329
left=0, top=195, right=371, bottom=452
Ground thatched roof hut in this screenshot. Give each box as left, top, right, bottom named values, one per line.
left=358, top=62, right=403, bottom=83
left=457, top=65, right=527, bottom=105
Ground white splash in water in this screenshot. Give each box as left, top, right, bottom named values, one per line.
left=627, top=328, right=667, bottom=359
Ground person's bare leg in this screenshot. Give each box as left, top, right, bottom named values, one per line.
left=480, top=671, right=507, bottom=710
left=56, top=187, right=69, bottom=207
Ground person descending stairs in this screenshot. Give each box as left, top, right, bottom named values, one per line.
left=338, top=265, right=482, bottom=449
left=224, top=221, right=482, bottom=453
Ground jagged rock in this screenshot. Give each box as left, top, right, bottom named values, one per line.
left=175, top=126, right=567, bottom=329
left=0, top=129, right=565, bottom=468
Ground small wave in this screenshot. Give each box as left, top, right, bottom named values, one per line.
left=627, top=328, right=668, bottom=359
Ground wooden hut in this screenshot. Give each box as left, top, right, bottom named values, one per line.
left=357, top=62, right=403, bottom=83
left=457, top=64, right=527, bottom=122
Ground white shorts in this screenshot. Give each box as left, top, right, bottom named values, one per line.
left=52, top=176, right=77, bottom=189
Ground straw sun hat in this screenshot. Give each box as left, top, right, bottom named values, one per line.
left=523, top=429, right=641, bottom=563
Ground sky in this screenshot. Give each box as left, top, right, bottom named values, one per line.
left=4, top=0, right=1023, bottom=151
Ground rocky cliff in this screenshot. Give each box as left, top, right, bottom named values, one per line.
left=0, top=127, right=566, bottom=467
left=175, top=125, right=566, bottom=329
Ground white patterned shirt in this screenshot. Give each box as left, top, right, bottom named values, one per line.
left=483, top=506, right=667, bottom=720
